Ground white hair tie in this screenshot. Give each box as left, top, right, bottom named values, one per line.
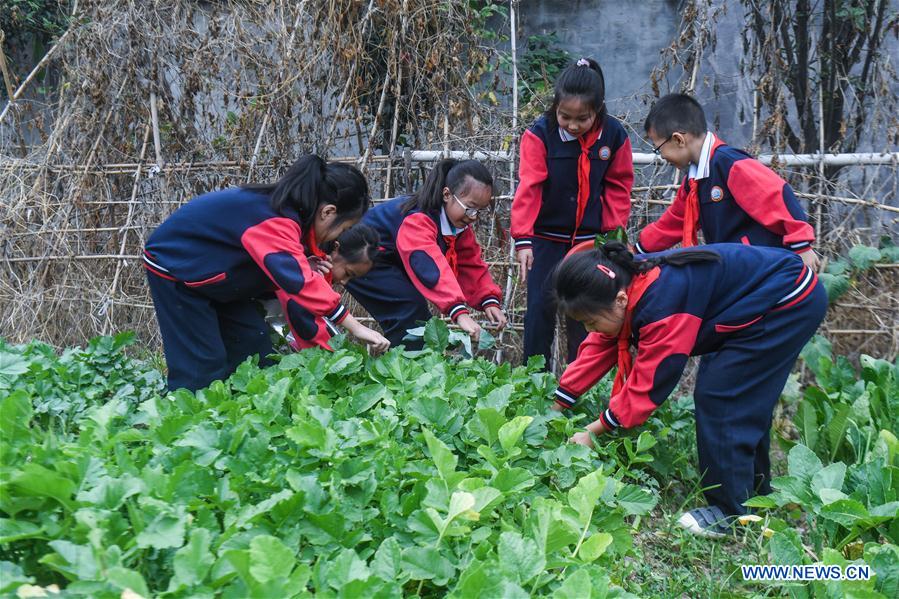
left=577, top=58, right=590, bottom=67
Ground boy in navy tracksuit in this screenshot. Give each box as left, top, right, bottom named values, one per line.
left=636, top=93, right=820, bottom=272
left=512, top=58, right=634, bottom=368
left=346, top=159, right=507, bottom=348
left=552, top=243, right=826, bottom=536
left=144, top=156, right=389, bottom=392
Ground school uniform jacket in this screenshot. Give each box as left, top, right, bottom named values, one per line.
left=553, top=244, right=819, bottom=430
left=143, top=187, right=345, bottom=350
left=635, top=132, right=815, bottom=254
left=512, top=114, right=634, bottom=249
left=363, top=196, right=502, bottom=321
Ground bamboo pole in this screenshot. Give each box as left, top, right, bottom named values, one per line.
left=384, top=0, right=409, bottom=198
left=325, top=0, right=376, bottom=142
left=3, top=151, right=895, bottom=173
left=104, top=120, right=152, bottom=333
left=497, top=0, right=519, bottom=365
left=359, top=67, right=392, bottom=170
left=0, top=31, right=17, bottom=100
left=150, top=92, right=164, bottom=168
left=0, top=27, right=74, bottom=125
left=247, top=3, right=307, bottom=181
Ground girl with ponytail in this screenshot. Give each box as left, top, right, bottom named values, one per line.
left=552, top=241, right=827, bottom=537
left=511, top=57, right=634, bottom=370
left=144, top=155, right=389, bottom=392
left=345, top=158, right=507, bottom=348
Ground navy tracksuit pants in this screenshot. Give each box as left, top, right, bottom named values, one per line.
left=146, top=273, right=274, bottom=392
left=345, top=263, right=432, bottom=350
left=695, top=282, right=828, bottom=515
left=523, top=237, right=588, bottom=369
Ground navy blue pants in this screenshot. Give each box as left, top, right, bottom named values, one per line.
left=523, top=237, right=587, bottom=369
left=345, top=263, right=432, bottom=350
left=694, top=282, right=828, bottom=515
left=146, top=273, right=274, bottom=392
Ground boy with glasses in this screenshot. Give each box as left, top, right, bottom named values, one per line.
left=637, top=94, right=819, bottom=272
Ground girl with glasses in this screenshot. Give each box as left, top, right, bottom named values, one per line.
left=345, top=159, right=508, bottom=348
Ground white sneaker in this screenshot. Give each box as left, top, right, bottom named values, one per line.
left=677, top=506, right=733, bottom=538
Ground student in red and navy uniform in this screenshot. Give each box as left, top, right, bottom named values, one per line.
left=346, top=159, right=508, bottom=349
left=551, top=242, right=826, bottom=537
left=512, top=58, right=634, bottom=368
left=636, top=94, right=820, bottom=272
left=144, top=155, right=389, bottom=391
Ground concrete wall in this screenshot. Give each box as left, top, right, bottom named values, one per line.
left=519, top=0, right=753, bottom=146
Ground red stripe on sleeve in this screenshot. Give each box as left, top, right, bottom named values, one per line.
left=600, top=137, right=634, bottom=231
left=453, top=227, right=503, bottom=310
left=608, top=313, right=701, bottom=428
left=511, top=129, right=548, bottom=243
left=727, top=159, right=815, bottom=247
left=638, top=178, right=690, bottom=252
left=397, top=213, right=468, bottom=316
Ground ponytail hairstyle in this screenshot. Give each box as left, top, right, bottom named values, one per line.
left=546, top=57, right=607, bottom=128
left=325, top=223, right=379, bottom=265
left=553, top=241, right=720, bottom=317
left=401, top=158, right=494, bottom=215
left=242, top=155, right=370, bottom=229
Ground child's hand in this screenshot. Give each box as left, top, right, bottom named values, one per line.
left=341, top=314, right=390, bottom=354
left=549, top=402, right=565, bottom=412
left=800, top=249, right=821, bottom=272
left=517, top=248, right=534, bottom=283
left=353, top=326, right=390, bottom=354
left=308, top=256, right=333, bottom=276
left=484, top=306, right=508, bottom=331
left=569, top=431, right=594, bottom=447
left=456, top=313, right=482, bottom=344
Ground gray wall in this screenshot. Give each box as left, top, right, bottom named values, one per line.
left=519, top=0, right=899, bottom=153
left=520, top=0, right=753, bottom=146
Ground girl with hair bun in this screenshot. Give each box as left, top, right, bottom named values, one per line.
left=552, top=241, right=826, bottom=537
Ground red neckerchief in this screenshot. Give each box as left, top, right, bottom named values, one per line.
left=443, top=235, right=459, bottom=276
left=611, top=267, right=661, bottom=396
left=573, top=122, right=604, bottom=244
left=305, top=226, right=332, bottom=285
left=682, top=179, right=700, bottom=248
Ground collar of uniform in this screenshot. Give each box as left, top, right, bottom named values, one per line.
left=559, top=127, right=577, bottom=142
left=688, top=131, right=716, bottom=180
left=440, top=207, right=467, bottom=236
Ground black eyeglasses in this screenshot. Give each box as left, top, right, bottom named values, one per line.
left=651, top=135, right=673, bottom=155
